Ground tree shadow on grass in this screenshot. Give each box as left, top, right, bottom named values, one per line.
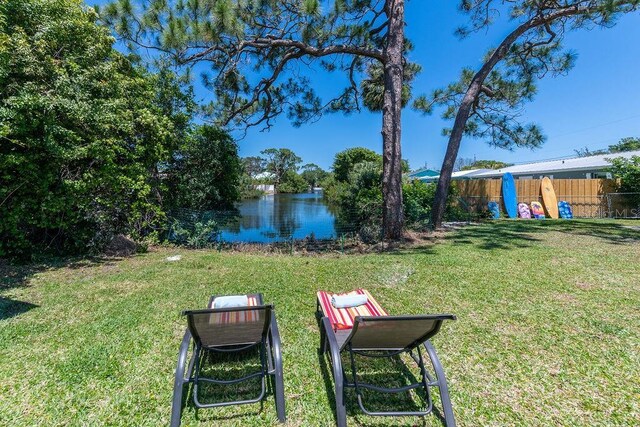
left=188, top=346, right=271, bottom=423
left=0, top=297, right=38, bottom=320
left=392, top=219, right=640, bottom=255
left=317, top=349, right=446, bottom=427
left=0, top=256, right=120, bottom=319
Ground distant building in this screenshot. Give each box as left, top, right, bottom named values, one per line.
left=253, top=171, right=276, bottom=180
left=407, top=168, right=439, bottom=180
left=417, top=150, right=640, bottom=182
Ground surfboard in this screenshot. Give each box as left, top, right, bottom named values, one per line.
left=488, top=201, right=500, bottom=219
left=502, top=173, right=518, bottom=218
left=518, top=203, right=531, bottom=219
left=558, top=201, right=573, bottom=219
left=540, top=177, right=559, bottom=219
left=530, top=202, right=545, bottom=219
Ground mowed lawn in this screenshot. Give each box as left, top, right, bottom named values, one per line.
left=1, top=220, right=639, bottom=426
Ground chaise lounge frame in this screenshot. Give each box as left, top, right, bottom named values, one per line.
left=170, top=293, right=285, bottom=426
left=317, top=298, right=456, bottom=427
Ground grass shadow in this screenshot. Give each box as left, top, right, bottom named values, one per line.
left=0, top=297, right=38, bottom=320
left=394, top=219, right=640, bottom=254
left=188, top=346, right=268, bottom=422
left=0, top=256, right=119, bottom=292
left=0, top=256, right=119, bottom=320
left=318, top=347, right=447, bottom=426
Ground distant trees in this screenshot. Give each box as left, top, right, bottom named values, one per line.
left=608, top=155, right=640, bottom=207
left=576, top=137, right=640, bottom=157
left=261, top=148, right=303, bottom=192
left=300, top=164, right=329, bottom=189
left=461, top=160, right=511, bottom=171
left=611, top=137, right=640, bottom=153
left=242, top=156, right=267, bottom=178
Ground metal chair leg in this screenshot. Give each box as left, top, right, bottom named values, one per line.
left=170, top=329, right=193, bottom=427
left=270, top=313, right=286, bottom=423
left=424, top=341, right=456, bottom=427
left=322, top=318, right=347, bottom=427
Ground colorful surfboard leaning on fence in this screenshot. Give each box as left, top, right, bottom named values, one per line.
left=540, top=177, right=559, bottom=219
left=488, top=201, right=500, bottom=219
left=530, top=202, right=545, bottom=219
left=518, top=203, right=531, bottom=219
left=558, top=201, right=574, bottom=219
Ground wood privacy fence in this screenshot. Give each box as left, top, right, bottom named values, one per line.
left=455, top=178, right=624, bottom=217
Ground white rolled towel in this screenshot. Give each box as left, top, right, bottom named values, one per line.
left=331, top=294, right=368, bottom=309
left=213, top=295, right=249, bottom=308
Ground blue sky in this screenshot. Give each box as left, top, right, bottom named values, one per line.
left=88, top=1, right=640, bottom=170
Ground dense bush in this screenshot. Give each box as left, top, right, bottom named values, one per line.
left=332, top=147, right=382, bottom=182
left=609, top=155, right=640, bottom=208
left=326, top=157, right=466, bottom=240
left=165, top=125, right=242, bottom=210
left=0, top=0, right=243, bottom=259
left=0, top=0, right=186, bottom=258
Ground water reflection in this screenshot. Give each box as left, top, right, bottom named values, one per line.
left=219, top=193, right=346, bottom=243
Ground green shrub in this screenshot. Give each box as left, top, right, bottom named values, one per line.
left=278, top=170, right=309, bottom=193
left=169, top=219, right=219, bottom=249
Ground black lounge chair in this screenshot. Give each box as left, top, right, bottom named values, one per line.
left=171, top=294, right=285, bottom=426
left=317, top=292, right=456, bottom=426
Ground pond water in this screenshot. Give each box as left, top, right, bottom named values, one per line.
left=218, top=192, right=349, bottom=243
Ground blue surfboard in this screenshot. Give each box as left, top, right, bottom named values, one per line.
left=558, top=201, right=573, bottom=219
left=488, top=201, right=500, bottom=219
left=502, top=173, right=518, bottom=218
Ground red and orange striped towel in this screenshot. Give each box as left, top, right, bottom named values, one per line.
left=317, top=289, right=388, bottom=330
left=208, top=294, right=260, bottom=323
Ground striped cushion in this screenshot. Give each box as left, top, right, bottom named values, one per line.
left=208, top=294, right=260, bottom=323
left=317, top=289, right=388, bottom=330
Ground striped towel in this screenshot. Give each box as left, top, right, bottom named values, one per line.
left=208, top=294, right=260, bottom=323
left=317, top=289, right=388, bottom=330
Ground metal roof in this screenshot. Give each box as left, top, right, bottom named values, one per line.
left=472, top=150, right=640, bottom=178
left=408, top=168, right=440, bottom=178
left=417, top=150, right=640, bottom=181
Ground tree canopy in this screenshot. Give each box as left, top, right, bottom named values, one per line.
left=261, top=148, right=303, bottom=191
left=460, top=160, right=512, bottom=171
left=575, top=137, right=640, bottom=157
left=0, top=0, right=243, bottom=258
left=332, top=147, right=382, bottom=182
left=165, top=125, right=242, bottom=211
left=0, top=0, right=184, bottom=257
left=101, top=0, right=414, bottom=239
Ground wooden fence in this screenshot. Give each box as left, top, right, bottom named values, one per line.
left=455, top=178, right=622, bottom=217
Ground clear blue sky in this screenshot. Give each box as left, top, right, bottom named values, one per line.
left=88, top=1, right=640, bottom=170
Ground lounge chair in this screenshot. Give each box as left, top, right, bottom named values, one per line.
left=317, top=289, right=456, bottom=427
left=171, top=293, right=285, bottom=426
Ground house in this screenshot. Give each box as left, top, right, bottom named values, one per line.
left=417, top=150, right=640, bottom=182
left=407, top=168, right=439, bottom=180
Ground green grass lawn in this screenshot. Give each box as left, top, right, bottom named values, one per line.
left=1, top=220, right=639, bottom=426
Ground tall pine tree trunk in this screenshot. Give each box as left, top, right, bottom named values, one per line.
left=381, top=0, right=405, bottom=240
left=431, top=18, right=540, bottom=229
left=430, top=88, right=478, bottom=229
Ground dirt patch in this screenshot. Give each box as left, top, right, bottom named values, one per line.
left=575, top=281, right=596, bottom=290
left=104, top=235, right=137, bottom=257
left=555, top=293, right=579, bottom=304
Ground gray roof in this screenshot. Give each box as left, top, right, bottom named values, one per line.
left=473, top=150, right=640, bottom=178
left=418, top=150, right=640, bottom=181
